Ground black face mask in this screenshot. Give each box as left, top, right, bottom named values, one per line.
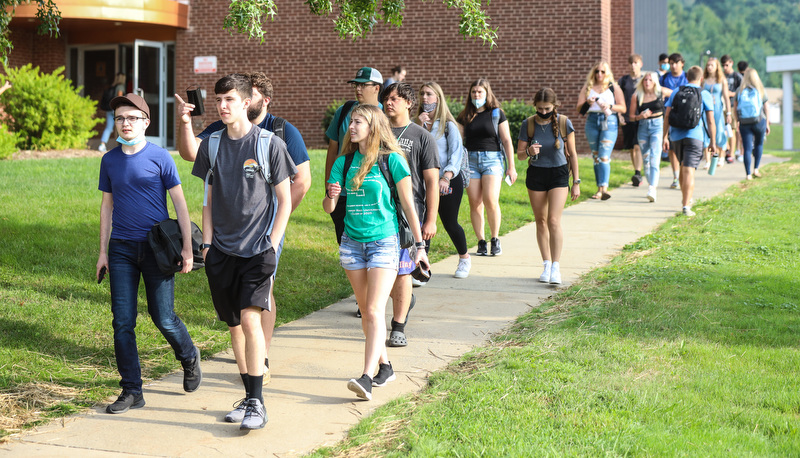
left=538, top=110, right=555, bottom=119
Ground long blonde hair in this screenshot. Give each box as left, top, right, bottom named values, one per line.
left=738, top=68, right=766, bottom=101
left=703, top=57, right=725, bottom=84
left=416, top=82, right=457, bottom=139
left=584, top=61, right=615, bottom=97
left=340, top=104, right=406, bottom=190
left=634, top=71, right=662, bottom=105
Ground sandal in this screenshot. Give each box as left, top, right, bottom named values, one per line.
left=388, top=331, right=407, bottom=347
left=591, top=192, right=602, bottom=200
left=601, top=191, right=612, bottom=201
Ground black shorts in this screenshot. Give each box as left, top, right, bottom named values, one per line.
left=621, top=121, right=639, bottom=149
left=205, top=245, right=276, bottom=327
left=526, top=164, right=569, bottom=192
left=673, top=138, right=703, bottom=169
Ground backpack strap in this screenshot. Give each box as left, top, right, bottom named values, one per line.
left=255, top=129, right=279, bottom=235
left=203, top=128, right=226, bottom=207
left=271, top=116, right=287, bottom=143
left=525, top=115, right=536, bottom=142
left=335, top=100, right=357, bottom=143
left=340, top=152, right=355, bottom=189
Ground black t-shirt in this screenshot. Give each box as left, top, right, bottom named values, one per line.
left=726, top=71, right=742, bottom=101
left=464, top=108, right=507, bottom=151
left=618, top=74, right=642, bottom=121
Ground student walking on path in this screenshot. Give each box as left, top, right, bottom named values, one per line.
left=416, top=82, right=471, bottom=279
left=324, top=104, right=430, bottom=401
left=516, top=88, right=580, bottom=285
left=457, top=78, right=517, bottom=257
left=629, top=71, right=665, bottom=202
left=734, top=68, right=770, bottom=180
left=702, top=57, right=731, bottom=169
left=96, top=93, right=202, bottom=415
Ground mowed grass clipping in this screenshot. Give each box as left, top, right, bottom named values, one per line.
left=312, top=156, right=800, bottom=457
left=0, top=147, right=635, bottom=438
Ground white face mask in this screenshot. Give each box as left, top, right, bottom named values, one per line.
left=472, top=97, right=486, bottom=109
left=116, top=134, right=146, bottom=146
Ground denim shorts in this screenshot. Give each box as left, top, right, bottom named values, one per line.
left=339, top=233, right=400, bottom=271
left=469, top=150, right=505, bottom=179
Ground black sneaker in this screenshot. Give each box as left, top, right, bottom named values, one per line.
left=106, top=390, right=145, bottom=414
left=477, top=239, right=488, bottom=256
left=631, top=173, right=642, bottom=187
left=181, top=346, right=202, bottom=392
left=372, top=362, right=396, bottom=387
left=347, top=374, right=373, bottom=400
left=490, top=237, right=502, bottom=256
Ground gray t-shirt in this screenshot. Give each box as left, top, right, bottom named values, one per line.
left=518, top=116, right=574, bottom=169
left=391, top=122, right=440, bottom=219
left=192, top=125, right=297, bottom=258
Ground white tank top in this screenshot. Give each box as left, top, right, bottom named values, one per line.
left=588, top=87, right=615, bottom=113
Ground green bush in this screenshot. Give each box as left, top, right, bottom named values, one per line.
left=2, top=64, right=102, bottom=150
left=0, top=123, right=19, bottom=159
left=321, top=99, right=347, bottom=143
left=501, top=99, right=536, bottom=141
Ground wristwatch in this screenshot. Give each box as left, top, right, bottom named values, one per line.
left=573, top=179, right=581, bottom=185
left=200, top=243, right=212, bottom=250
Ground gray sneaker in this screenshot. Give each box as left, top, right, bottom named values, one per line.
left=372, top=362, right=396, bottom=387
left=454, top=257, right=471, bottom=278
left=106, top=390, right=145, bottom=414
left=347, top=374, right=373, bottom=400
left=240, top=398, right=268, bottom=430
left=225, top=398, right=247, bottom=423
left=181, top=346, right=202, bottom=392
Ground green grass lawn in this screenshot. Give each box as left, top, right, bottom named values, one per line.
left=311, top=152, right=800, bottom=456
left=0, top=147, right=653, bottom=437
left=763, top=122, right=800, bottom=153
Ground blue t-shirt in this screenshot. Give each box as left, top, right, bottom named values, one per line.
left=98, top=142, right=181, bottom=242
left=327, top=151, right=410, bottom=242
left=199, top=113, right=309, bottom=167
left=665, top=83, right=714, bottom=142
left=660, top=72, right=688, bottom=90
left=325, top=102, right=383, bottom=153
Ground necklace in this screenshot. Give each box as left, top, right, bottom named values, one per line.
left=395, top=124, right=410, bottom=141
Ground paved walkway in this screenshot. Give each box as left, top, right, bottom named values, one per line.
left=2, top=156, right=784, bottom=457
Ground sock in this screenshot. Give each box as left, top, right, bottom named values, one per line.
left=240, top=373, right=250, bottom=399
left=391, top=319, right=405, bottom=334
left=249, top=375, right=264, bottom=403
left=635, top=169, right=641, bottom=175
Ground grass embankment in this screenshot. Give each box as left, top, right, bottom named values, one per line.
left=0, top=149, right=631, bottom=437
left=313, top=154, right=800, bottom=456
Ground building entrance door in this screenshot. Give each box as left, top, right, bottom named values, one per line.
left=134, top=40, right=167, bottom=147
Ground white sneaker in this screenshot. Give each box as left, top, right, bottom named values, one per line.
left=454, top=257, right=471, bottom=279
left=549, top=262, right=562, bottom=285
left=647, top=186, right=656, bottom=202
left=682, top=207, right=696, bottom=217
left=98, top=143, right=107, bottom=152
left=538, top=261, right=552, bottom=283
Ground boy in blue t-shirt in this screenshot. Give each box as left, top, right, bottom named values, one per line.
left=97, top=93, right=201, bottom=415
left=659, top=53, right=689, bottom=188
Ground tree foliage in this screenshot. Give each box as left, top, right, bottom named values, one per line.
left=223, top=0, right=497, bottom=47
left=0, top=0, right=61, bottom=66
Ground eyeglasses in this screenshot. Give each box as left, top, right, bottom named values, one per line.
left=114, top=116, right=147, bottom=124
left=351, top=82, right=378, bottom=90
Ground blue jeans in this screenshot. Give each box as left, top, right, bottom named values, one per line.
left=101, top=110, right=115, bottom=144
left=638, top=117, right=663, bottom=187
left=585, top=112, right=618, bottom=187
left=740, top=119, right=766, bottom=175
left=108, top=239, right=195, bottom=393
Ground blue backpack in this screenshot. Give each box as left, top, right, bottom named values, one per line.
left=737, top=87, right=762, bottom=125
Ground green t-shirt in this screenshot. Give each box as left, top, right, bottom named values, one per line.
left=328, top=151, right=411, bottom=242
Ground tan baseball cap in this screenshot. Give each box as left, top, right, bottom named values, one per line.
left=110, top=93, right=150, bottom=118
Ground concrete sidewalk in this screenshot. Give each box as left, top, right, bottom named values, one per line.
left=2, top=156, right=783, bottom=457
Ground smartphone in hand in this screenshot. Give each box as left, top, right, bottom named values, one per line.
left=97, top=266, right=107, bottom=284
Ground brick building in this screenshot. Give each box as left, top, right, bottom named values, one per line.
left=9, top=0, right=642, bottom=151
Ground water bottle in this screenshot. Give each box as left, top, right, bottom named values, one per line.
left=708, top=153, right=719, bottom=175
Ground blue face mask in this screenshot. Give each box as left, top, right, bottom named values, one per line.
left=661, top=63, right=670, bottom=72
left=472, top=98, right=486, bottom=109
left=116, top=135, right=146, bottom=146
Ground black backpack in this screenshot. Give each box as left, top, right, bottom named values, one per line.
left=147, top=219, right=205, bottom=275
left=668, top=85, right=702, bottom=129
left=99, top=85, right=116, bottom=112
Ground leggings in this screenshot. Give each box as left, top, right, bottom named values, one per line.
left=438, top=172, right=468, bottom=256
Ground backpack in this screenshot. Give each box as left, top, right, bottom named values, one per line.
left=736, top=87, right=762, bottom=125
left=444, top=122, right=470, bottom=189
left=203, top=128, right=279, bottom=234
left=100, top=85, right=116, bottom=111
left=376, top=155, right=414, bottom=249
left=147, top=219, right=205, bottom=275
left=330, top=152, right=355, bottom=245
left=335, top=100, right=358, bottom=143
left=668, top=85, right=703, bottom=129
left=271, top=116, right=287, bottom=142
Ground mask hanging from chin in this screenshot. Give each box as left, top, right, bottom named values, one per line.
left=472, top=98, right=486, bottom=109
left=116, top=134, right=146, bottom=146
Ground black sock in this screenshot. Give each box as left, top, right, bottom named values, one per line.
left=240, top=373, right=250, bottom=399
left=391, top=319, right=405, bottom=333
left=249, top=376, right=264, bottom=403
left=635, top=169, right=641, bottom=175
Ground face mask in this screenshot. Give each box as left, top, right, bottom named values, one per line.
left=538, top=110, right=555, bottom=119
left=116, top=134, right=145, bottom=146
left=472, top=98, right=486, bottom=109
left=661, top=63, right=670, bottom=72
left=423, top=102, right=437, bottom=112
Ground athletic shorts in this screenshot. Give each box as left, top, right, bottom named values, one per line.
left=205, top=245, right=276, bottom=327
left=621, top=121, right=639, bottom=149
left=526, top=164, right=569, bottom=192
left=672, top=138, right=704, bottom=169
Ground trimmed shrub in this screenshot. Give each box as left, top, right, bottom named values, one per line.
left=2, top=64, right=102, bottom=150
left=501, top=99, right=536, bottom=141
left=0, top=123, right=19, bottom=159
left=322, top=99, right=347, bottom=143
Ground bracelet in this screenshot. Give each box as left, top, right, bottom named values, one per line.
left=200, top=243, right=212, bottom=250
left=325, top=188, right=333, bottom=199
left=414, top=241, right=426, bottom=248
left=440, top=176, right=450, bottom=182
